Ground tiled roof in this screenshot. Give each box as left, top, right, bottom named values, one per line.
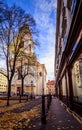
left=46, top=80, right=55, bottom=85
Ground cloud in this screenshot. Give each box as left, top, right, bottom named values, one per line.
left=39, top=46, right=55, bottom=80
left=0, top=59, right=6, bottom=69
left=1, top=0, right=57, bottom=81
left=34, top=0, right=57, bottom=30
left=34, top=0, right=57, bottom=81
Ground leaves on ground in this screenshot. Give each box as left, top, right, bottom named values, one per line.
left=0, top=103, right=41, bottom=130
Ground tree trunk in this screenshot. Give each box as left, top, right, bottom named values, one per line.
left=21, top=78, right=24, bottom=96
left=7, top=80, right=11, bottom=106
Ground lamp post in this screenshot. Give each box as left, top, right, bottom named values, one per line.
left=41, top=64, right=46, bottom=124
left=31, top=80, right=33, bottom=99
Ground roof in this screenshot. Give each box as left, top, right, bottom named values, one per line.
left=35, top=61, right=47, bottom=74
left=46, top=80, right=55, bottom=86
left=0, top=68, right=7, bottom=77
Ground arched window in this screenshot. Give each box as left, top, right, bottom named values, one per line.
left=18, top=68, right=21, bottom=80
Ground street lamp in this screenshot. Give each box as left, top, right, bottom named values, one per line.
left=41, top=64, right=46, bottom=124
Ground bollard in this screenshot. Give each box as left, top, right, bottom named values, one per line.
left=19, top=95, right=21, bottom=103
left=41, top=94, right=46, bottom=124
left=49, top=93, right=52, bottom=105
left=47, top=94, right=50, bottom=110
left=30, top=94, right=33, bottom=100
left=47, top=94, right=52, bottom=111
left=27, top=95, right=28, bottom=101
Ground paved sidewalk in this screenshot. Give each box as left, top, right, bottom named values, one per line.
left=26, top=97, right=82, bottom=130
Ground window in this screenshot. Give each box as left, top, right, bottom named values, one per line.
left=18, top=68, right=21, bottom=80
left=71, top=0, right=77, bottom=16
left=31, top=80, right=33, bottom=86
left=72, top=53, right=82, bottom=102
left=29, top=44, right=31, bottom=52
left=39, top=72, right=42, bottom=76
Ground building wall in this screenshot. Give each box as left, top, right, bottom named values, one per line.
left=0, top=69, right=7, bottom=93
left=72, top=54, right=82, bottom=100
left=12, top=61, right=47, bottom=96
left=46, top=80, right=55, bottom=95
left=11, top=27, right=47, bottom=96
left=47, top=84, right=55, bottom=95
left=55, top=0, right=82, bottom=116
left=62, top=75, right=66, bottom=96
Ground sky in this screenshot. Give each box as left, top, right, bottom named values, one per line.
left=1, top=0, right=57, bottom=81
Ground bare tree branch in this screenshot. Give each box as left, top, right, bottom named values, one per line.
left=0, top=2, right=39, bottom=105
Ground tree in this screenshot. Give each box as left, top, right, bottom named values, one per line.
left=0, top=2, right=37, bottom=105
left=19, top=53, right=37, bottom=97
left=0, top=0, right=7, bottom=22
left=12, top=24, right=37, bottom=98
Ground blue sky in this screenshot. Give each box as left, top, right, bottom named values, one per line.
left=1, top=0, right=57, bottom=81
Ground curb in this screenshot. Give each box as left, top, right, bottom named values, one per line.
left=58, top=99, right=82, bottom=125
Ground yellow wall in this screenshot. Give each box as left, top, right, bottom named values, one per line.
left=0, top=72, right=7, bottom=93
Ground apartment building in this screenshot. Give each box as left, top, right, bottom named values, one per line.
left=46, top=80, right=55, bottom=95
left=55, top=0, right=82, bottom=116
left=0, top=69, right=7, bottom=94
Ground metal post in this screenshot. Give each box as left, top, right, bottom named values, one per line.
left=47, top=94, right=50, bottom=110
left=19, top=88, right=21, bottom=103
left=41, top=94, right=46, bottom=124
left=31, top=81, right=33, bottom=100
left=41, top=64, right=46, bottom=124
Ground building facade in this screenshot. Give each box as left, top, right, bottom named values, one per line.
left=11, top=26, right=47, bottom=96
left=55, top=0, right=82, bottom=116
left=46, top=80, right=55, bottom=95
left=0, top=69, right=7, bottom=94
left=35, top=62, right=47, bottom=95
left=11, top=61, right=47, bottom=96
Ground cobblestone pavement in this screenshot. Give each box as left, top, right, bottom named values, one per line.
left=0, top=97, right=82, bottom=130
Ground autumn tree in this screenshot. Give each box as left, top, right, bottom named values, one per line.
left=19, top=53, right=37, bottom=97
left=0, top=1, right=37, bottom=105
left=12, top=24, right=37, bottom=98
left=16, top=24, right=38, bottom=97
